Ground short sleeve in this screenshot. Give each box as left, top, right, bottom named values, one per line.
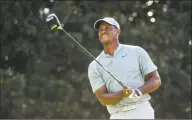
left=136, top=46, right=158, bottom=76
left=88, top=61, right=105, bottom=93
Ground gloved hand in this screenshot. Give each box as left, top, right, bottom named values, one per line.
left=128, top=89, right=143, bottom=101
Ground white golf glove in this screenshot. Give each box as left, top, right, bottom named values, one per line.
left=128, top=89, right=143, bottom=101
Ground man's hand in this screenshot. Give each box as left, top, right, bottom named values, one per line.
left=128, top=89, right=142, bottom=101
left=122, top=87, right=133, bottom=97
left=95, top=86, right=141, bottom=106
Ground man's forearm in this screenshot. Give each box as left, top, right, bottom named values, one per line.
left=98, top=90, right=124, bottom=106
left=138, top=78, right=161, bottom=95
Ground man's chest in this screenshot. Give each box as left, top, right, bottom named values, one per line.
left=98, top=52, right=140, bottom=83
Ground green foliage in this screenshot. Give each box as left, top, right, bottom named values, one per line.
left=0, top=0, right=191, bottom=119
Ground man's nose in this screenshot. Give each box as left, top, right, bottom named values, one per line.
left=101, top=30, right=105, bottom=34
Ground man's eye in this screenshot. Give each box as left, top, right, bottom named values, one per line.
left=107, top=27, right=112, bottom=30
left=98, top=29, right=103, bottom=32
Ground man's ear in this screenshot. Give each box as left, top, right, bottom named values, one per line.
left=117, top=28, right=121, bottom=36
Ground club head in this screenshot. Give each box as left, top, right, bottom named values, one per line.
left=46, top=13, right=62, bottom=30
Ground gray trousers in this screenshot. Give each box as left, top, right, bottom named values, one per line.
left=110, top=101, right=154, bottom=119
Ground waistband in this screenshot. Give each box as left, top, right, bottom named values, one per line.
left=109, top=101, right=150, bottom=115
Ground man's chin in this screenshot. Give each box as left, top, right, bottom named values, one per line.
left=101, top=39, right=110, bottom=44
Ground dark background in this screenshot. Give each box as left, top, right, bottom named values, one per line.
left=0, top=0, right=192, bottom=119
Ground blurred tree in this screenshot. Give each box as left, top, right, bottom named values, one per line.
left=0, top=0, right=191, bottom=119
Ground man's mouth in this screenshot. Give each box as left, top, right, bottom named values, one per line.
left=102, top=34, right=108, bottom=38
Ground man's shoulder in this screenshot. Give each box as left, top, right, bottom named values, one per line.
left=121, top=44, right=148, bottom=56
left=88, top=51, right=103, bottom=68
left=121, top=44, right=142, bottom=51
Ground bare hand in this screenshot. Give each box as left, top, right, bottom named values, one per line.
left=122, top=87, right=133, bottom=97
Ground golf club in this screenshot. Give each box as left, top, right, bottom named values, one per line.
left=46, top=13, right=127, bottom=89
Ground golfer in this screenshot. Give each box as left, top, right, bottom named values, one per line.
left=88, top=17, right=161, bottom=119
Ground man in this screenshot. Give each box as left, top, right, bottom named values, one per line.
left=88, top=17, right=161, bottom=119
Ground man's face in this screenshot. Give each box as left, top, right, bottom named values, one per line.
left=98, top=22, right=120, bottom=45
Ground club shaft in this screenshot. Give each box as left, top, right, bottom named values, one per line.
left=61, top=28, right=127, bottom=89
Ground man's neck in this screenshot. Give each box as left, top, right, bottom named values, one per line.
left=103, top=41, right=119, bottom=56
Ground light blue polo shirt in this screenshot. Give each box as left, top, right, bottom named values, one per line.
left=88, top=43, right=157, bottom=114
